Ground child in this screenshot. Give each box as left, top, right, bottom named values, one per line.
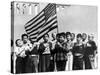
left=54, top=32, right=68, bottom=71
left=65, top=32, right=74, bottom=71
left=26, top=42, right=39, bottom=73
left=49, top=33, right=57, bottom=72
left=15, top=39, right=26, bottom=73
left=84, top=34, right=97, bottom=69
left=38, top=34, right=52, bottom=72
left=21, top=34, right=33, bottom=73
left=72, top=34, right=85, bottom=70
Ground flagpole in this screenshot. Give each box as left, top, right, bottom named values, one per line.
left=56, top=4, right=59, bottom=34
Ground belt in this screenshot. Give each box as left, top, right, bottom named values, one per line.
left=30, top=54, right=38, bottom=56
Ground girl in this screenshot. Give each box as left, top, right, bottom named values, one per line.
left=65, top=32, right=74, bottom=71
left=72, top=34, right=85, bottom=70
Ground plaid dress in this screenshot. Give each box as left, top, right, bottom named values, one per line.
left=54, top=42, right=68, bottom=61
left=54, top=42, right=68, bottom=71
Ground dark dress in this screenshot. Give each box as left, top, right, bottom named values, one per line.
left=72, top=43, right=85, bottom=70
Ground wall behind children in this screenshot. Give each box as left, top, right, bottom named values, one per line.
left=13, top=2, right=98, bottom=46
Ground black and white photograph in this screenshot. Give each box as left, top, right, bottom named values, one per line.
left=11, top=1, right=98, bottom=74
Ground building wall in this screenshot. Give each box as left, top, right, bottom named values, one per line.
left=13, top=2, right=98, bottom=46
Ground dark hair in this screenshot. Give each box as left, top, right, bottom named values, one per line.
left=60, top=32, right=66, bottom=38
left=43, top=33, right=49, bottom=38
left=21, top=34, right=28, bottom=40
left=56, top=33, right=60, bottom=38
left=66, top=32, right=72, bottom=37
left=15, top=39, right=21, bottom=46
left=77, top=34, right=82, bottom=38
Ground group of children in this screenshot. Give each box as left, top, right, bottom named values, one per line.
left=14, top=32, right=97, bottom=74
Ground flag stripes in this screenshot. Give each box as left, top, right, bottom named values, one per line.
left=25, top=3, right=58, bottom=42
left=25, top=12, right=45, bottom=30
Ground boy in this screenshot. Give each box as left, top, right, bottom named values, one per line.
left=38, top=34, right=52, bottom=72
left=29, top=42, right=40, bottom=73
left=21, top=34, right=32, bottom=73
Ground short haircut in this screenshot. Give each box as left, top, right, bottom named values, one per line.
left=77, top=33, right=82, bottom=38
left=21, top=34, right=28, bottom=40
left=60, top=32, right=66, bottom=38
left=66, top=32, right=72, bottom=37
left=56, top=33, right=60, bottom=38
left=15, top=39, right=21, bottom=46
left=88, top=34, right=94, bottom=39
left=43, top=33, right=49, bottom=38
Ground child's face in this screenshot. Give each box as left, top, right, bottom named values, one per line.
left=88, top=36, right=93, bottom=41
left=66, top=35, right=71, bottom=41
left=59, top=36, right=65, bottom=43
left=23, top=36, right=28, bottom=43
left=43, top=35, right=49, bottom=42
left=77, top=37, right=82, bottom=43
left=17, top=40, right=23, bottom=47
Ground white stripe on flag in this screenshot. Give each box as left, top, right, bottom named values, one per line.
left=25, top=12, right=44, bottom=27
left=25, top=16, right=45, bottom=30
left=26, top=20, right=45, bottom=34
left=39, top=19, right=57, bottom=32
left=46, top=14, right=57, bottom=22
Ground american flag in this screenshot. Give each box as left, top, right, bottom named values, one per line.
left=25, top=3, right=58, bottom=42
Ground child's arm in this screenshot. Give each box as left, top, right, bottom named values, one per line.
left=14, top=47, right=20, bottom=56
left=38, top=43, right=45, bottom=54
